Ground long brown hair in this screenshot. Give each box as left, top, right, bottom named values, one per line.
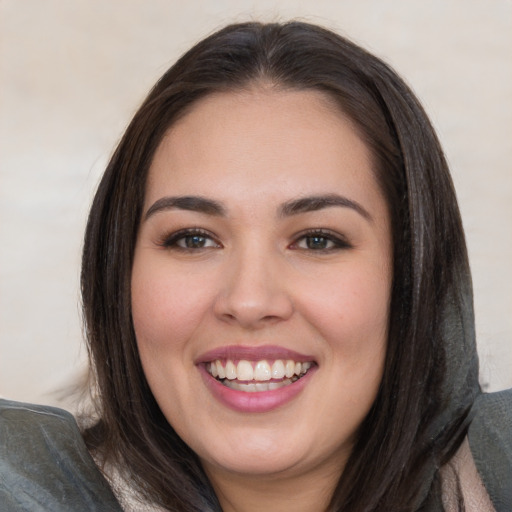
left=81, top=21, right=479, bottom=511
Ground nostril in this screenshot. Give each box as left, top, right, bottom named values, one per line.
left=211, top=261, right=294, bottom=327
left=214, top=295, right=293, bottom=328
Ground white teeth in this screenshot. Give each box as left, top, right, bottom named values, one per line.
left=208, top=358, right=314, bottom=386
left=216, top=360, right=225, bottom=379
left=223, top=378, right=295, bottom=392
left=236, top=360, right=254, bottom=381
left=271, top=360, right=285, bottom=379
left=225, top=360, right=237, bottom=380
left=254, top=360, right=272, bottom=381
left=285, top=360, right=295, bottom=378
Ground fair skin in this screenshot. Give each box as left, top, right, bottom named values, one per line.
left=131, top=88, right=393, bottom=512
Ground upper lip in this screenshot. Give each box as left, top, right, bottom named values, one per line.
left=195, top=345, right=316, bottom=364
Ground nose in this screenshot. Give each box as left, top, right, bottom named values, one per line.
left=213, top=246, right=294, bottom=329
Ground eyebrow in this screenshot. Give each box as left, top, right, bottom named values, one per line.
left=144, top=193, right=372, bottom=221
left=145, top=196, right=226, bottom=220
left=279, top=194, right=372, bottom=221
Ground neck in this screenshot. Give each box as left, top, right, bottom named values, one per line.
left=204, top=460, right=343, bottom=512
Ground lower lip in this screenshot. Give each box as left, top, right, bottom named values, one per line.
left=198, top=365, right=315, bottom=413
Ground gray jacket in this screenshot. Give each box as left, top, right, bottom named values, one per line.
left=1, top=392, right=511, bottom=511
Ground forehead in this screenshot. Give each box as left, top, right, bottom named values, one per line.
left=145, top=88, right=381, bottom=211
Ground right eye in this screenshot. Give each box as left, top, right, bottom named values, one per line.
left=160, top=229, right=221, bottom=250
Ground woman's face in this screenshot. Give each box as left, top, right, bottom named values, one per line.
left=131, top=89, right=392, bottom=485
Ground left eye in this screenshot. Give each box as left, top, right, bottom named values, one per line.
left=292, top=231, right=350, bottom=251
left=300, top=235, right=334, bottom=250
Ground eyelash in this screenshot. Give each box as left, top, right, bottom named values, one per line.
left=159, top=228, right=221, bottom=251
left=290, top=229, right=352, bottom=252
left=158, top=228, right=351, bottom=252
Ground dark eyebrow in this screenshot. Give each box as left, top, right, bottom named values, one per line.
left=279, top=194, right=372, bottom=221
left=145, top=196, right=226, bottom=220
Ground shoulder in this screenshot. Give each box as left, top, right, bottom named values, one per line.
left=468, top=389, right=512, bottom=512
left=0, top=399, right=122, bottom=511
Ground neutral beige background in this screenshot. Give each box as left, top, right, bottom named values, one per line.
left=1, top=0, right=511, bottom=408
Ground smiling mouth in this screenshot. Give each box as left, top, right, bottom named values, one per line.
left=206, top=359, right=314, bottom=392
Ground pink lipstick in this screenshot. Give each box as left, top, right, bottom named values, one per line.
left=196, top=345, right=317, bottom=413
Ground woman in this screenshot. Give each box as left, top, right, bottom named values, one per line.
left=1, top=21, right=510, bottom=512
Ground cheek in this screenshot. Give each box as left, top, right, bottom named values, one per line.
left=298, top=264, right=391, bottom=350
left=130, top=260, right=215, bottom=353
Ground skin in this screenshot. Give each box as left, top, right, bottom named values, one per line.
left=131, top=88, right=393, bottom=512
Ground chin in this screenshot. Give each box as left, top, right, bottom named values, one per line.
left=204, top=450, right=304, bottom=478
left=195, top=427, right=324, bottom=478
